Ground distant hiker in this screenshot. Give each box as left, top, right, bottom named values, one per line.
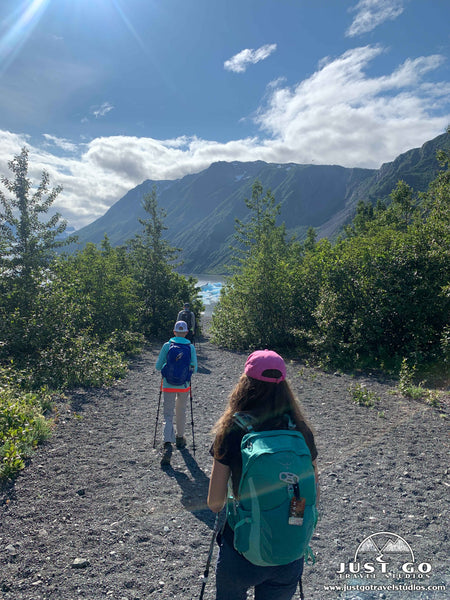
left=207, top=350, right=319, bottom=600
left=177, top=302, right=196, bottom=343
left=156, top=320, right=198, bottom=466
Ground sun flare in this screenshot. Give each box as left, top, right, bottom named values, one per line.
left=0, top=0, right=51, bottom=74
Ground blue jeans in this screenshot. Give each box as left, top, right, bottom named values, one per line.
left=215, top=535, right=304, bottom=600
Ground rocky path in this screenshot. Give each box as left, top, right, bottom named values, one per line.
left=1, top=330, right=448, bottom=600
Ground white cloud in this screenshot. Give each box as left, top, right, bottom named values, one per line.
left=91, top=102, right=114, bottom=119
left=43, top=134, right=80, bottom=153
left=224, top=44, right=277, bottom=73
left=347, top=0, right=404, bottom=37
left=0, top=131, right=30, bottom=166
left=0, top=46, right=448, bottom=231
left=254, top=46, right=448, bottom=166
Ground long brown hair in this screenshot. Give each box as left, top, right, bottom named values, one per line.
left=212, top=372, right=313, bottom=460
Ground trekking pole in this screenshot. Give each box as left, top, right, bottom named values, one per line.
left=199, top=512, right=221, bottom=600
left=189, top=384, right=196, bottom=456
left=152, top=379, right=163, bottom=449
left=298, top=577, right=305, bottom=600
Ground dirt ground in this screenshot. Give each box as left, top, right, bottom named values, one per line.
left=1, top=320, right=449, bottom=600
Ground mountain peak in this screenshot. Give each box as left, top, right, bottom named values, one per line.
left=70, top=133, right=448, bottom=273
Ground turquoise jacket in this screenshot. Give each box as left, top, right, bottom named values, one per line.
left=156, top=336, right=198, bottom=390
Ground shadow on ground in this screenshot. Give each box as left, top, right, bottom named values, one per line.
left=163, top=448, right=215, bottom=529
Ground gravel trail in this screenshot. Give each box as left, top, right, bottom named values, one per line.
left=1, top=324, right=448, bottom=600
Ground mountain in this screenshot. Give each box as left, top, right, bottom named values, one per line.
left=314, top=132, right=450, bottom=239
left=68, top=132, right=449, bottom=273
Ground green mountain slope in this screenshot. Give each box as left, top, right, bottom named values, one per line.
left=358, top=132, right=450, bottom=203
left=68, top=132, right=449, bottom=273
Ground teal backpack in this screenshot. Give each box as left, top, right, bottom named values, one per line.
left=226, top=413, right=317, bottom=567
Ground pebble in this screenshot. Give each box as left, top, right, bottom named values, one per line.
left=72, top=557, right=90, bottom=568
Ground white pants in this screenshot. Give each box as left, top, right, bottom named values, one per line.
left=162, top=390, right=189, bottom=443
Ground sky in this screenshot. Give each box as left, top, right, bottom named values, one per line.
left=0, top=0, right=449, bottom=230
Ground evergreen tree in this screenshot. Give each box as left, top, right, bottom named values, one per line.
left=212, top=181, right=292, bottom=349
left=232, top=180, right=281, bottom=265
left=344, top=200, right=374, bottom=237
left=303, top=226, right=318, bottom=252
left=129, top=187, right=198, bottom=336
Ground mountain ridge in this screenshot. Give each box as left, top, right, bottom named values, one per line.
left=68, top=132, right=449, bottom=273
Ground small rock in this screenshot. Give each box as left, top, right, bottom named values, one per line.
left=71, top=557, right=90, bottom=569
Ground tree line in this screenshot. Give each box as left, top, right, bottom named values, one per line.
left=1, top=141, right=448, bottom=478
left=0, top=147, right=202, bottom=389
left=211, top=142, right=449, bottom=379
left=0, top=148, right=200, bottom=478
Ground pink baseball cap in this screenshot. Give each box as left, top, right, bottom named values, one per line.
left=244, top=350, right=286, bottom=383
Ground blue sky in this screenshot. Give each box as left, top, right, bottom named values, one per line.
left=0, top=0, right=449, bottom=229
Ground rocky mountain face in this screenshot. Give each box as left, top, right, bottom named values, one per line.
left=69, top=132, right=449, bottom=273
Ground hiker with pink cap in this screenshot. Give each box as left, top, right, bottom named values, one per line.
left=207, top=349, right=319, bottom=600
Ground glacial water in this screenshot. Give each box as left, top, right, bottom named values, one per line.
left=184, top=274, right=225, bottom=316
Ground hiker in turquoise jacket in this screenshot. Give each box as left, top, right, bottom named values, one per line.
left=156, top=320, right=197, bottom=466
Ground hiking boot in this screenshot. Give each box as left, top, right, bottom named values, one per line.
left=160, top=442, right=172, bottom=467
left=176, top=436, right=187, bottom=449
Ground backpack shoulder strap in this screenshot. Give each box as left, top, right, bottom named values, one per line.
left=232, top=412, right=256, bottom=432
left=285, top=414, right=296, bottom=430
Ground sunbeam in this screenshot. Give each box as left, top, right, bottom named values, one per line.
left=0, top=0, right=51, bottom=75
left=110, top=0, right=147, bottom=56
left=109, top=0, right=176, bottom=93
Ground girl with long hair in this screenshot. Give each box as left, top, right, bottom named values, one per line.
left=207, top=349, right=319, bottom=600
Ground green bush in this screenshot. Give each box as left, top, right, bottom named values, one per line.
left=397, top=358, right=443, bottom=406
left=213, top=148, right=449, bottom=375
left=107, top=330, right=146, bottom=356
left=34, top=333, right=128, bottom=389
left=212, top=181, right=294, bottom=350
left=0, top=365, right=53, bottom=479
left=348, top=383, right=380, bottom=407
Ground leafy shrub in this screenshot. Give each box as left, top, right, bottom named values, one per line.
left=397, top=358, right=443, bottom=406
left=213, top=151, right=449, bottom=375
left=212, top=181, right=295, bottom=350
left=0, top=365, right=53, bottom=480
left=107, top=330, right=146, bottom=356
left=34, top=333, right=128, bottom=389
left=398, top=358, right=417, bottom=396
left=348, top=383, right=379, bottom=407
